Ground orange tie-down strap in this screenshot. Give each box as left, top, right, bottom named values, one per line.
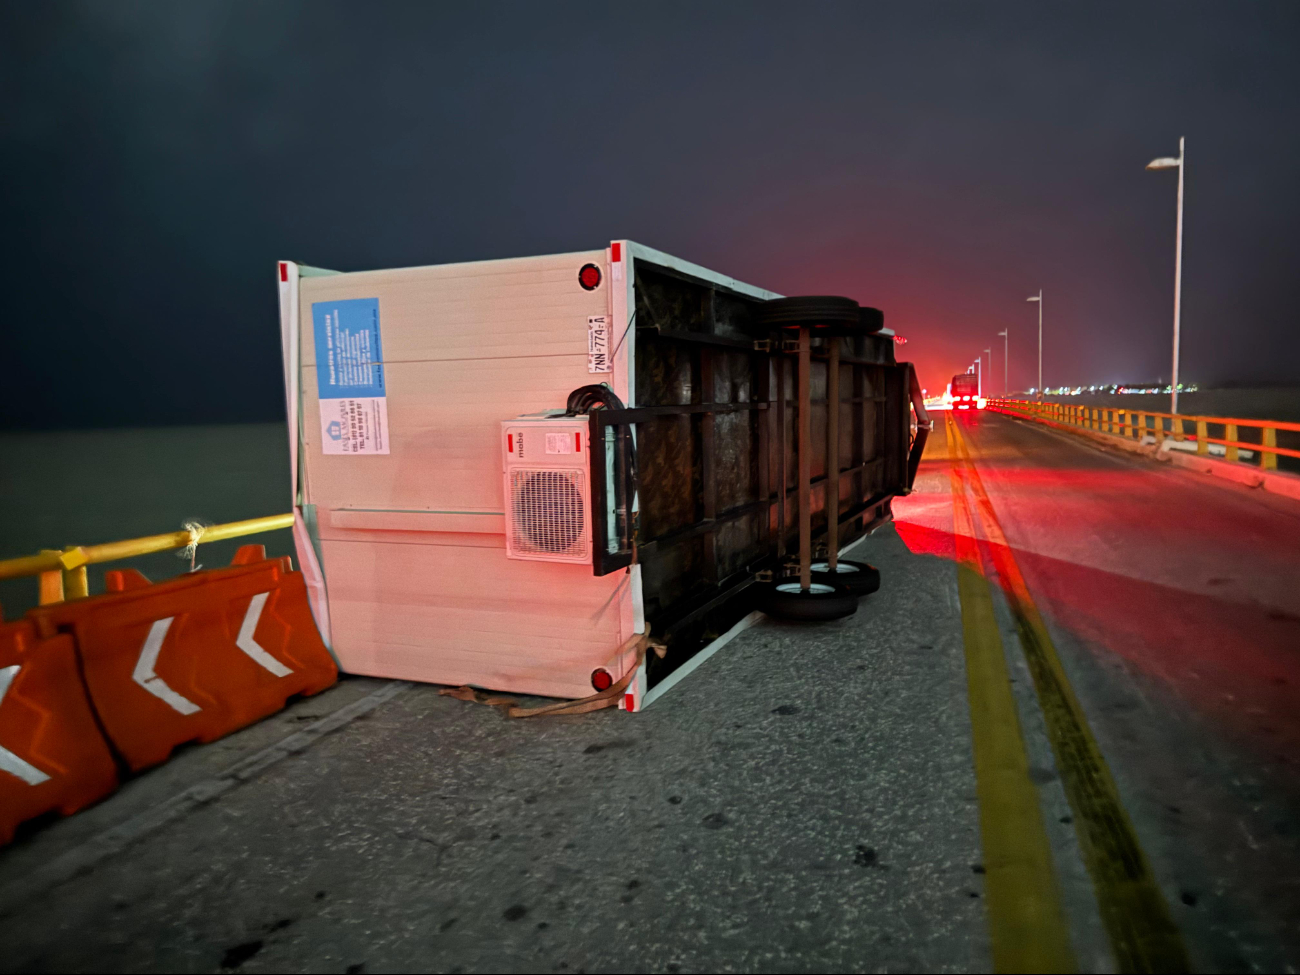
left=438, top=629, right=664, bottom=718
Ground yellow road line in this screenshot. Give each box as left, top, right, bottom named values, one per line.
left=950, top=415, right=1191, bottom=974
left=946, top=415, right=1076, bottom=974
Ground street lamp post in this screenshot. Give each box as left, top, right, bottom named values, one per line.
left=984, top=348, right=992, bottom=396
left=1026, top=291, right=1042, bottom=399
left=1147, top=137, right=1186, bottom=416
left=997, top=330, right=1008, bottom=395
left=975, top=356, right=982, bottom=398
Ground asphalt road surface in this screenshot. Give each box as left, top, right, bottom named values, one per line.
left=1, top=412, right=1297, bottom=973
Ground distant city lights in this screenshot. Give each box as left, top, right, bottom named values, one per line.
left=1024, top=382, right=1199, bottom=396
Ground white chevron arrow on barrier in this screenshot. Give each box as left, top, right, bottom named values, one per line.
left=235, top=592, right=293, bottom=677
left=132, top=618, right=201, bottom=715
left=0, top=664, right=52, bottom=786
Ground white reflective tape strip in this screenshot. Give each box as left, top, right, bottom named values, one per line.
left=235, top=592, right=293, bottom=677
left=132, top=618, right=201, bottom=715
left=0, top=664, right=52, bottom=785
left=640, top=610, right=764, bottom=711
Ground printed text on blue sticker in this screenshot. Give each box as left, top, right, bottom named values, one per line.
left=313, top=298, right=385, bottom=399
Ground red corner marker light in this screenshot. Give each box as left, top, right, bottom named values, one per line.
left=578, top=264, right=602, bottom=290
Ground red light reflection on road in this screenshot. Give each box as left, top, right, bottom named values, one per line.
left=893, top=425, right=1300, bottom=772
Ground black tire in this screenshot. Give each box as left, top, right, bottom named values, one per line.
left=809, top=560, right=880, bottom=596
left=758, top=296, right=860, bottom=329
left=857, top=307, right=885, bottom=333
left=759, top=580, right=858, bottom=622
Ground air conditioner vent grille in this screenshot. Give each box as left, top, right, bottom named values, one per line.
left=509, top=468, right=587, bottom=557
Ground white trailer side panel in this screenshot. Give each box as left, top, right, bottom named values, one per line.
left=296, top=250, right=637, bottom=697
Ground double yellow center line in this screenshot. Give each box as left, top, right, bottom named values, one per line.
left=947, top=413, right=1190, bottom=974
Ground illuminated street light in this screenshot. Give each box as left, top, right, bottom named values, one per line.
left=1026, top=291, right=1042, bottom=401
left=1147, top=137, right=1186, bottom=415
left=997, top=329, right=1008, bottom=395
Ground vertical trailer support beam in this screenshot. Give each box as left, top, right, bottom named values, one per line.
left=776, top=352, right=787, bottom=558
left=699, top=347, right=718, bottom=581
left=756, top=348, right=772, bottom=547
left=852, top=358, right=865, bottom=523
left=826, top=337, right=840, bottom=571
left=798, top=326, right=812, bottom=591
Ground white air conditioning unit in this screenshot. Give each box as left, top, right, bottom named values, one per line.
left=501, top=414, right=592, bottom=565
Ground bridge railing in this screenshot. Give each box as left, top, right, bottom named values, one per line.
left=0, top=514, right=294, bottom=611
left=988, top=399, right=1300, bottom=470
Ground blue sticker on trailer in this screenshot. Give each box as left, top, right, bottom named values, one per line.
left=311, top=297, right=390, bottom=455
left=313, top=298, right=385, bottom=399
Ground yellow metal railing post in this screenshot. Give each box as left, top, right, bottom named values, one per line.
left=1225, top=423, right=1239, bottom=463
left=1196, top=419, right=1208, bottom=456
left=60, top=547, right=89, bottom=600
left=1172, top=414, right=1184, bottom=442
left=1263, top=427, right=1278, bottom=471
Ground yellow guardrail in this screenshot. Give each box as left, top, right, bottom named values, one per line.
left=0, top=514, right=295, bottom=607
left=989, top=399, right=1300, bottom=470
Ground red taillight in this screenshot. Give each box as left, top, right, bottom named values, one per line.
left=591, top=668, right=613, bottom=691
left=575, top=432, right=581, bottom=451
left=507, top=433, right=514, bottom=453
left=279, top=262, right=288, bottom=282
left=578, top=263, right=602, bottom=290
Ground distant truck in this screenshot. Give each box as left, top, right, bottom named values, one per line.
left=948, top=372, right=985, bottom=411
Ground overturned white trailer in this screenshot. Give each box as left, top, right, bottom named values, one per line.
left=277, top=242, right=920, bottom=711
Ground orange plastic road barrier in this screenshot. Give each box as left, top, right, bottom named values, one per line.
left=29, top=548, right=337, bottom=772
left=0, top=620, right=119, bottom=845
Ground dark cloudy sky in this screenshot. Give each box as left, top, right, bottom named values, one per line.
left=3, top=1, right=1298, bottom=428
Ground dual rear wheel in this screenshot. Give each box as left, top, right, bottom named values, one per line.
left=758, top=561, right=881, bottom=622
